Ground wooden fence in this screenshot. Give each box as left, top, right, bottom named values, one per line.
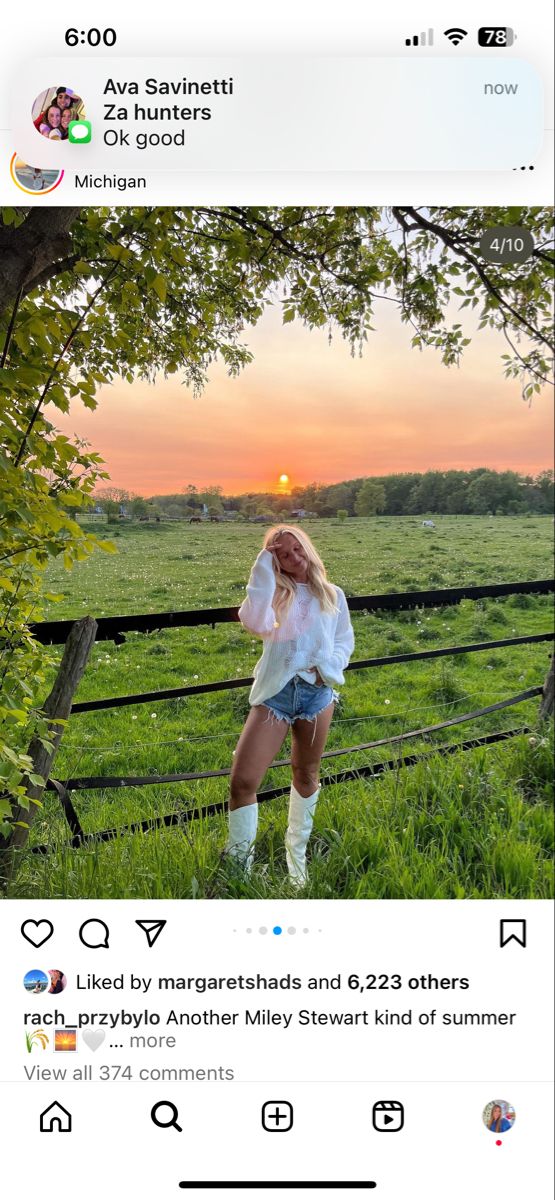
left=14, top=578, right=555, bottom=855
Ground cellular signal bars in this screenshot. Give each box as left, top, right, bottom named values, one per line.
left=405, top=29, right=434, bottom=46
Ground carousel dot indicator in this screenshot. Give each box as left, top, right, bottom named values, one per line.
left=259, top=926, right=268, bottom=935
left=273, top=926, right=282, bottom=935
left=287, top=927, right=296, bottom=935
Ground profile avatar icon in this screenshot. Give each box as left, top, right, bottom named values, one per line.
left=48, top=969, right=67, bottom=995
left=31, top=86, right=86, bottom=141
left=23, top=969, right=49, bottom=994
left=483, top=1099, right=516, bottom=1134
left=10, top=155, right=63, bottom=194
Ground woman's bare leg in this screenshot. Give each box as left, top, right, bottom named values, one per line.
left=229, top=705, right=290, bottom=810
left=290, top=702, right=335, bottom=795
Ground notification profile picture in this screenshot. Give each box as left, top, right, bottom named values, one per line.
left=23, top=969, right=49, bottom=994
left=48, top=969, right=67, bottom=995
left=10, top=154, right=63, bottom=195
left=31, top=85, right=86, bottom=141
left=482, top=1099, right=516, bottom=1134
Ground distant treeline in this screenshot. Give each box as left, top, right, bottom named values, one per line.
left=140, top=469, right=554, bottom=519
left=92, top=470, right=554, bottom=521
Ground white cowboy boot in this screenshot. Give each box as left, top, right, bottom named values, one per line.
left=226, top=803, right=258, bottom=873
left=285, top=784, right=320, bottom=886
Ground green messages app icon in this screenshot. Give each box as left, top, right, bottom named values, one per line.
left=68, top=120, right=92, bottom=144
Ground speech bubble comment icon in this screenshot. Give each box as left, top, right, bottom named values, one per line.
left=68, top=120, right=92, bottom=144
left=79, top=919, right=109, bottom=949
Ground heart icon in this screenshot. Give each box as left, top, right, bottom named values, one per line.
left=82, top=1030, right=105, bottom=1051
left=21, top=920, right=54, bottom=948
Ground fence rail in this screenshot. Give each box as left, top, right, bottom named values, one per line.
left=19, top=575, right=554, bottom=857
left=47, top=685, right=542, bottom=794
left=32, top=726, right=528, bottom=855
left=71, top=631, right=553, bottom=714
left=31, top=577, right=555, bottom=645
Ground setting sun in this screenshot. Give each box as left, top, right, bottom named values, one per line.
left=279, top=473, right=289, bottom=484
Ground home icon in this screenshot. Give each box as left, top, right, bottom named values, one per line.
left=40, top=1101, right=72, bottom=1133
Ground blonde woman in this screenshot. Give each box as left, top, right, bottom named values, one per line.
left=226, top=526, right=355, bottom=884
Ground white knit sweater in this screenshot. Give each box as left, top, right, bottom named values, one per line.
left=238, top=549, right=355, bottom=706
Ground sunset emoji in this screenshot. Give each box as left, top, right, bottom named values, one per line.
left=54, top=1029, right=77, bottom=1052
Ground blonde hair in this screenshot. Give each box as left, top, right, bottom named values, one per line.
left=263, top=525, right=338, bottom=622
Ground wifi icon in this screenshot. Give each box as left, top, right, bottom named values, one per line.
left=444, top=27, right=468, bottom=45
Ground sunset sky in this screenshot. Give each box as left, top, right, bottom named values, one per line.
left=55, top=302, right=553, bottom=496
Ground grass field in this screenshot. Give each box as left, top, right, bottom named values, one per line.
left=9, top=515, right=554, bottom=900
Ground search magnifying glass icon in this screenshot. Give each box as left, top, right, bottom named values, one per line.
left=151, top=1101, right=182, bottom=1132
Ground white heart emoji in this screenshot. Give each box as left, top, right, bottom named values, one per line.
left=82, top=1030, right=105, bottom=1051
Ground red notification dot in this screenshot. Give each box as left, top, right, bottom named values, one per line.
left=496, top=1140, right=502, bottom=1146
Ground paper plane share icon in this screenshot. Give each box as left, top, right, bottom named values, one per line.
left=135, top=919, right=167, bottom=948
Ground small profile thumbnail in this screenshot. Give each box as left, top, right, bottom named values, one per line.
left=483, top=1099, right=516, bottom=1133
left=23, top=969, right=49, bottom=994
left=31, top=85, right=86, bottom=141
left=48, top=969, right=67, bottom=995
left=10, top=154, right=63, bottom=194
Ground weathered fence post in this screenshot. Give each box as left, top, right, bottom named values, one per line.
left=538, top=654, right=554, bottom=721
left=0, top=616, right=97, bottom=885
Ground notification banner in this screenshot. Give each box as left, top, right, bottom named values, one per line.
left=12, top=56, right=543, bottom=175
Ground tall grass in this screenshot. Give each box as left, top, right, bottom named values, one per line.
left=8, top=515, right=554, bottom=900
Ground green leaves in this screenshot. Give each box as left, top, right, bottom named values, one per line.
left=151, top=274, right=167, bottom=303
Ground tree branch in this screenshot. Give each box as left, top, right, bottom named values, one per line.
left=393, top=207, right=554, bottom=355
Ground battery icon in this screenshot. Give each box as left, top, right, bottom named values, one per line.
left=478, top=27, right=516, bottom=47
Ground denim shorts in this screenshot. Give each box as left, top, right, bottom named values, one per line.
left=261, top=674, right=338, bottom=726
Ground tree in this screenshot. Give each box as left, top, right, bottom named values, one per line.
left=199, top=487, right=224, bottom=515
left=95, top=486, right=132, bottom=505
left=131, top=497, right=149, bottom=520
left=382, top=473, right=420, bottom=515
left=407, top=472, right=449, bottom=514
left=101, top=498, right=120, bottom=522
left=466, top=469, right=523, bottom=515
left=354, top=480, right=386, bottom=516
left=292, top=482, right=326, bottom=515
left=328, top=484, right=353, bottom=514
left=241, top=498, right=258, bottom=518
left=337, top=509, right=348, bottom=522
left=182, top=483, right=201, bottom=510
left=0, top=204, right=553, bottom=838
left=530, top=470, right=554, bottom=513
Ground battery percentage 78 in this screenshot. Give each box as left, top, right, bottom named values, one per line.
left=478, top=27, right=516, bottom=47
